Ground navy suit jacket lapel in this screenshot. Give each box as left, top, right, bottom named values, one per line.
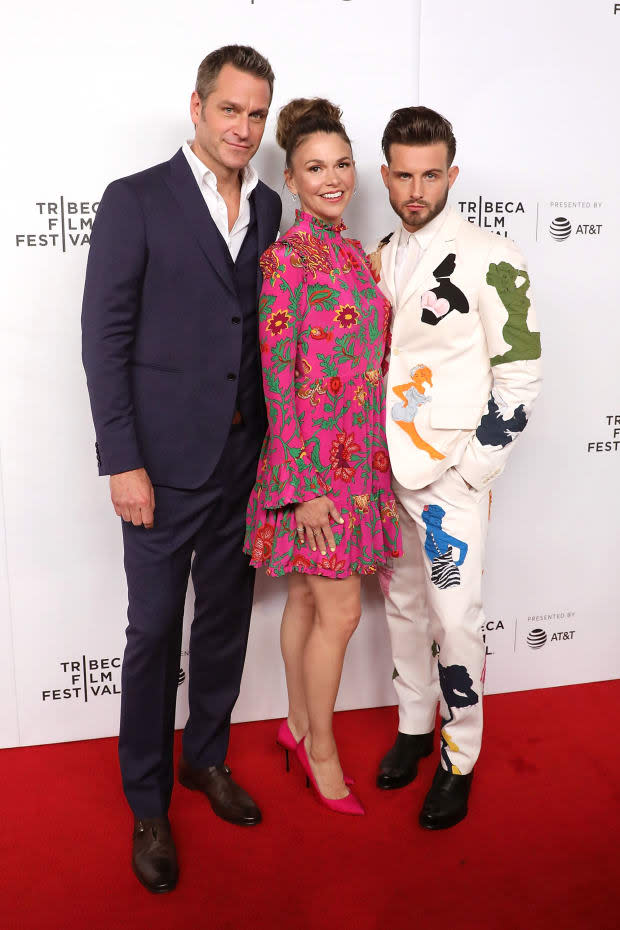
left=164, top=148, right=236, bottom=296
left=252, top=183, right=272, bottom=298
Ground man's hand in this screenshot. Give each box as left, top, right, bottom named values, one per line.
left=110, top=468, right=155, bottom=528
left=294, top=496, right=343, bottom=555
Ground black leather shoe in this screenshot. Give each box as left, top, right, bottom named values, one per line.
left=178, top=758, right=262, bottom=826
left=419, top=765, right=473, bottom=830
left=132, top=816, right=178, bottom=893
left=376, top=731, right=434, bottom=789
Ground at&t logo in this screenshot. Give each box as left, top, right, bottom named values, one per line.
left=549, top=215, right=603, bottom=240
left=549, top=217, right=571, bottom=241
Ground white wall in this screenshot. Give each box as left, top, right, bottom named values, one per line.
left=1, top=0, right=617, bottom=748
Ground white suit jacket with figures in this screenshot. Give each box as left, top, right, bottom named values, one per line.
left=367, top=206, right=542, bottom=491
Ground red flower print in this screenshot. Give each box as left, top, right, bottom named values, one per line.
left=334, top=304, right=359, bottom=329
left=372, top=449, right=389, bottom=472
left=320, top=553, right=345, bottom=574
left=344, top=247, right=362, bottom=271
left=251, top=523, right=275, bottom=562
left=328, top=377, right=342, bottom=395
left=260, top=248, right=282, bottom=284
left=364, top=369, right=380, bottom=386
left=329, top=431, right=360, bottom=483
left=292, top=554, right=313, bottom=571
left=266, top=309, right=291, bottom=337
left=298, top=379, right=327, bottom=407
left=309, top=327, right=333, bottom=341
left=287, top=231, right=332, bottom=276
left=353, top=385, right=367, bottom=406
left=352, top=494, right=370, bottom=514
left=295, top=358, right=312, bottom=380
left=381, top=499, right=398, bottom=520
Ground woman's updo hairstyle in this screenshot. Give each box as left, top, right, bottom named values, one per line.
left=276, top=97, right=352, bottom=168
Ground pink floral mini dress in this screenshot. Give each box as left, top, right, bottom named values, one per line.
left=244, top=210, right=401, bottom=578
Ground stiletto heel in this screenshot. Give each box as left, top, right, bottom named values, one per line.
left=296, top=741, right=365, bottom=816
left=276, top=719, right=355, bottom=784
left=276, top=720, right=297, bottom=773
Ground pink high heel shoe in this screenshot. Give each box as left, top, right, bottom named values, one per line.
left=296, top=740, right=365, bottom=816
left=276, top=720, right=354, bottom=785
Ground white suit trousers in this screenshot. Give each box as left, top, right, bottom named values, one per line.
left=381, top=467, right=491, bottom=775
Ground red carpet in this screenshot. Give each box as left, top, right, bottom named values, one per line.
left=2, top=680, right=619, bottom=930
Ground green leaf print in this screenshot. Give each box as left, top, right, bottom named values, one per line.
left=368, top=310, right=379, bottom=345
left=333, top=336, right=361, bottom=367
left=259, top=294, right=276, bottom=320
left=318, top=354, right=339, bottom=377
left=271, top=340, right=291, bottom=373
left=307, top=284, right=340, bottom=312
left=289, top=281, right=304, bottom=315
left=360, top=286, right=377, bottom=300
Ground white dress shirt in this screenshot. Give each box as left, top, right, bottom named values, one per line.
left=394, top=203, right=450, bottom=299
left=182, top=141, right=259, bottom=261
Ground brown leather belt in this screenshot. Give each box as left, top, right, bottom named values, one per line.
left=231, top=409, right=243, bottom=426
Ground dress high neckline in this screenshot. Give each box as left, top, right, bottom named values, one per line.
left=294, top=209, right=347, bottom=237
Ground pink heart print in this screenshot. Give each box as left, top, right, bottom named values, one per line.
left=421, top=291, right=450, bottom=319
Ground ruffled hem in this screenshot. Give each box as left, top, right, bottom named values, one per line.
left=244, top=486, right=402, bottom=579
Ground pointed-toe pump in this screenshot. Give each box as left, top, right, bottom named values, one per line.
left=276, top=720, right=354, bottom=785
left=296, top=741, right=365, bottom=816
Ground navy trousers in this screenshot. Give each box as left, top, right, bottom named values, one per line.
left=118, top=424, right=262, bottom=818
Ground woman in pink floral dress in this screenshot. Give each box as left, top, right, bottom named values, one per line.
left=244, top=99, right=401, bottom=814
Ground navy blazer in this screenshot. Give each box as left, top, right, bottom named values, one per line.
left=82, top=148, right=282, bottom=489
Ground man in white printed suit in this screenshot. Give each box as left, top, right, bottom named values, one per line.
left=368, top=107, right=542, bottom=829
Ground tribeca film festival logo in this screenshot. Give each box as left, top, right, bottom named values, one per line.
left=525, top=610, right=576, bottom=650
left=42, top=655, right=120, bottom=702
left=482, top=619, right=507, bottom=657
left=15, top=198, right=99, bottom=252
left=458, top=198, right=525, bottom=238
left=587, top=414, right=620, bottom=454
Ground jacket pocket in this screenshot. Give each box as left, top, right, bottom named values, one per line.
left=131, top=360, right=183, bottom=374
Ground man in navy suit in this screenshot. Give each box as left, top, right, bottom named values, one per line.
left=82, top=45, right=281, bottom=893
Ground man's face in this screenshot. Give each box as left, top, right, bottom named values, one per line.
left=190, top=63, right=271, bottom=176
left=381, top=142, right=459, bottom=231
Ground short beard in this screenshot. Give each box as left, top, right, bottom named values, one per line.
left=393, top=186, right=449, bottom=230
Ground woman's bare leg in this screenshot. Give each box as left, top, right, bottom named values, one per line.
left=303, top=573, right=362, bottom=799
left=280, top=572, right=315, bottom=740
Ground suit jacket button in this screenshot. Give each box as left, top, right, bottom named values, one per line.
left=232, top=316, right=241, bottom=324
left=227, top=373, right=237, bottom=381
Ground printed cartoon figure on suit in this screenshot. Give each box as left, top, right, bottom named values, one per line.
left=422, top=504, right=468, bottom=589
left=438, top=663, right=479, bottom=775
left=391, top=364, right=445, bottom=461
left=420, top=253, right=469, bottom=325
left=368, top=106, right=542, bottom=830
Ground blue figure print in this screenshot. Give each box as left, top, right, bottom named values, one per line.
left=422, top=504, right=468, bottom=589
left=476, top=393, right=527, bottom=448
left=438, top=662, right=479, bottom=774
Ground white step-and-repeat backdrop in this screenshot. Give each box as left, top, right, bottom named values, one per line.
left=1, top=0, right=618, bottom=749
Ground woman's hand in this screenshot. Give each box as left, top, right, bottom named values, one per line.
left=294, top=496, right=344, bottom=555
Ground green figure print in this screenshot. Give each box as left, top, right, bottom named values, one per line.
left=486, top=261, right=541, bottom=366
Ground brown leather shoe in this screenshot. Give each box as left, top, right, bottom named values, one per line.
left=178, top=758, right=262, bottom=826
left=132, top=816, right=178, bottom=893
